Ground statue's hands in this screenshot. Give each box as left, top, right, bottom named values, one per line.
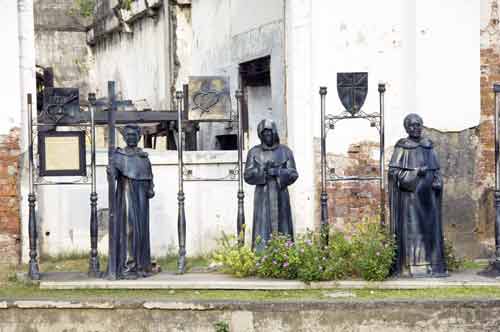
left=417, top=166, right=428, bottom=177
left=147, top=188, right=155, bottom=199
left=267, top=167, right=279, bottom=177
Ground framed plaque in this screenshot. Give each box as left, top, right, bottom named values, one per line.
left=38, top=131, right=86, bottom=177
left=188, top=76, right=231, bottom=121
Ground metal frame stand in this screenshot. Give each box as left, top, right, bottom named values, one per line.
left=27, top=94, right=40, bottom=280
left=319, top=83, right=386, bottom=244
left=236, top=90, right=246, bottom=246
left=176, top=91, right=187, bottom=274
left=175, top=88, right=246, bottom=273
left=26, top=93, right=99, bottom=280
left=88, top=93, right=100, bottom=277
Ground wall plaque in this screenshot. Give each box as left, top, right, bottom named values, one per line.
left=188, top=76, right=231, bottom=121
left=39, top=131, right=86, bottom=177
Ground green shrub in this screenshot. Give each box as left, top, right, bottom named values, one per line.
left=212, top=233, right=257, bottom=278
left=351, top=220, right=395, bottom=281
left=444, top=238, right=464, bottom=272
left=256, top=234, right=300, bottom=279
left=295, top=231, right=326, bottom=282
left=322, top=231, right=354, bottom=280
left=214, top=320, right=230, bottom=332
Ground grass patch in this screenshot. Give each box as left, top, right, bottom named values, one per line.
left=2, top=283, right=500, bottom=302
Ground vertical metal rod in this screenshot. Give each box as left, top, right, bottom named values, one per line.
left=106, top=81, right=118, bottom=280
left=235, top=90, right=245, bottom=246
left=378, top=83, right=386, bottom=227
left=494, top=83, right=500, bottom=266
left=88, top=93, right=100, bottom=277
left=319, top=87, right=329, bottom=245
left=27, top=93, right=40, bottom=280
left=176, top=90, right=187, bottom=274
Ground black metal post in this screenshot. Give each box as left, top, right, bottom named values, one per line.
left=27, top=93, right=40, bottom=280
left=235, top=90, right=246, bottom=245
left=106, top=82, right=118, bottom=280
left=176, top=90, right=187, bottom=274
left=378, top=83, right=386, bottom=227
left=319, top=87, right=329, bottom=245
left=88, top=93, right=100, bottom=277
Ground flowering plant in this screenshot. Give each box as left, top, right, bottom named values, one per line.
left=256, top=233, right=300, bottom=279
left=351, top=219, right=395, bottom=281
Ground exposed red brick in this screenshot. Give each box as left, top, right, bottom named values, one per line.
left=0, top=128, right=21, bottom=265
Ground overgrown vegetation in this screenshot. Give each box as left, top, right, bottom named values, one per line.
left=212, top=233, right=257, bottom=277
left=213, top=219, right=396, bottom=282
left=213, top=320, right=230, bottom=332
left=73, top=0, right=95, bottom=18
left=444, top=239, right=465, bottom=272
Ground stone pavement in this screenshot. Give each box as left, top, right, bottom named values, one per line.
left=35, top=269, right=500, bottom=290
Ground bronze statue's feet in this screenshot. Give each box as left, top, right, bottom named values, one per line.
left=431, top=271, right=449, bottom=278
left=121, top=271, right=139, bottom=280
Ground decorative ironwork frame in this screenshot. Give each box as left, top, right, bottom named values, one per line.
left=319, top=82, right=386, bottom=245
left=175, top=84, right=246, bottom=273
left=26, top=93, right=99, bottom=279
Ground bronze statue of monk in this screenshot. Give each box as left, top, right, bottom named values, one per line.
left=389, top=114, right=447, bottom=277
left=244, top=119, right=298, bottom=252
left=108, top=124, right=155, bottom=279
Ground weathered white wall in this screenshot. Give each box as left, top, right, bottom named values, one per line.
left=190, top=0, right=286, bottom=150
left=38, top=151, right=254, bottom=257
left=0, top=1, right=22, bottom=135
left=90, top=7, right=171, bottom=110
left=305, top=0, right=480, bottom=154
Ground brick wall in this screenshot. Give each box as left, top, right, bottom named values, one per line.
left=0, top=128, right=21, bottom=265
left=315, top=140, right=383, bottom=232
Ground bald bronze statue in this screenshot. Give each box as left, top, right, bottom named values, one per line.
left=389, top=114, right=447, bottom=277
left=108, top=125, right=155, bottom=279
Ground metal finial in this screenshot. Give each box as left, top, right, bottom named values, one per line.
left=378, top=83, right=386, bottom=93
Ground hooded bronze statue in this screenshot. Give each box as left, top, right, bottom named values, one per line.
left=244, top=119, right=299, bottom=252
left=108, top=124, right=155, bottom=279
left=389, top=114, right=447, bottom=277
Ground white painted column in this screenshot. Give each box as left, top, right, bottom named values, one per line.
left=18, top=0, right=37, bottom=263
left=285, top=0, right=316, bottom=233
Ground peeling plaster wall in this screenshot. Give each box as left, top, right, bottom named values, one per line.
left=190, top=0, right=286, bottom=150
left=34, top=0, right=92, bottom=98
left=90, top=1, right=171, bottom=110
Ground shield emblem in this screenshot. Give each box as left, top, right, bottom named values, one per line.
left=337, top=72, right=368, bottom=115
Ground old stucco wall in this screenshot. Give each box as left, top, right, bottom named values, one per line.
left=34, top=0, right=92, bottom=97
left=89, top=0, right=172, bottom=110
left=191, top=0, right=286, bottom=150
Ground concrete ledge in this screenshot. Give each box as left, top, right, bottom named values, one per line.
left=36, top=271, right=500, bottom=290
left=2, top=299, right=500, bottom=331
left=2, top=299, right=500, bottom=310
